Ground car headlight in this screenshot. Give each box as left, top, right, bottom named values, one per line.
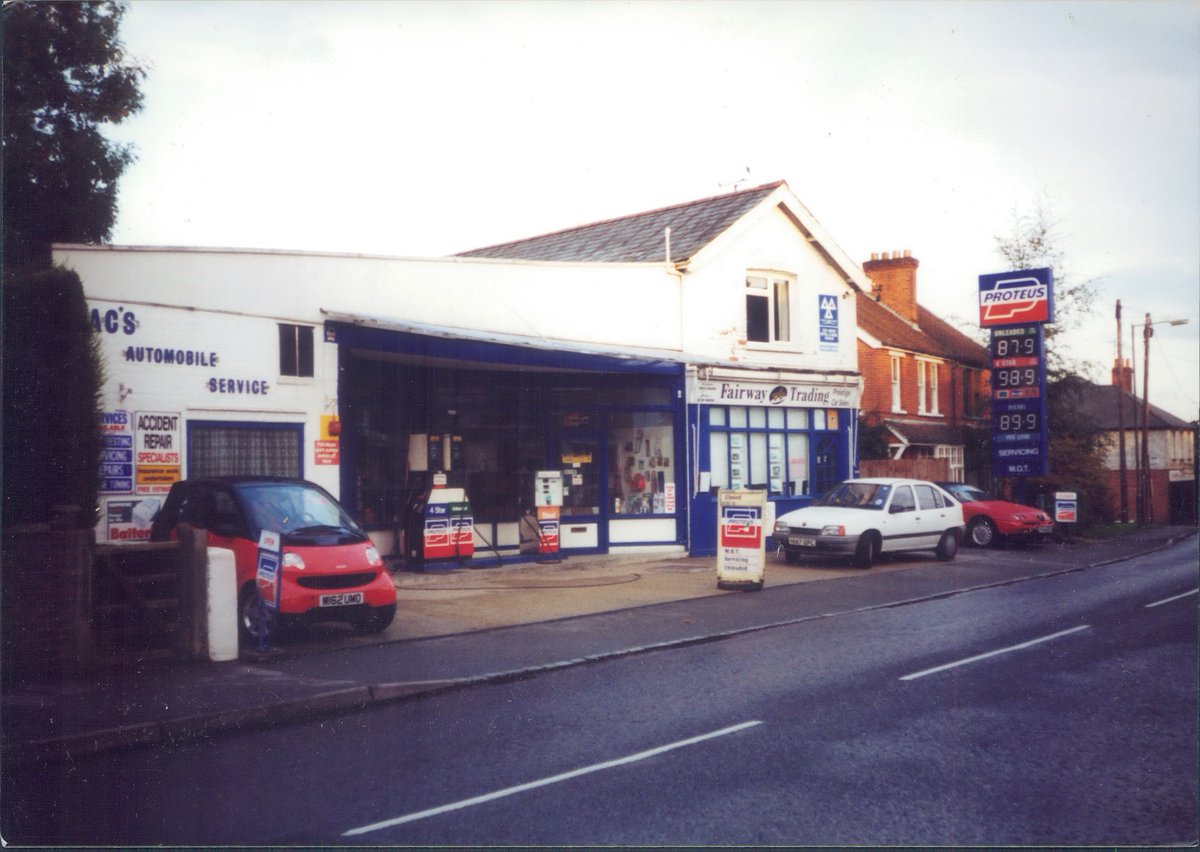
left=774, top=520, right=790, bottom=534
left=821, top=525, right=846, bottom=536
left=365, top=545, right=382, bottom=566
left=282, top=552, right=306, bottom=571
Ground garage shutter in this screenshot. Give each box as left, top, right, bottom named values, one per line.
left=187, top=422, right=303, bottom=478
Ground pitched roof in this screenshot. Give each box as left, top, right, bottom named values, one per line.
left=1057, top=375, right=1195, bottom=430
left=455, top=181, right=784, bottom=263
left=857, top=292, right=989, bottom=368
left=883, top=419, right=961, bottom=446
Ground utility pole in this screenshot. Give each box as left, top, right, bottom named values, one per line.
left=1116, top=300, right=1128, bottom=523
left=1142, top=313, right=1153, bottom=525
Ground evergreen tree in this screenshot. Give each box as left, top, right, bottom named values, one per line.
left=3, top=0, right=146, bottom=270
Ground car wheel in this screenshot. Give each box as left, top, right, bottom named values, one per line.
left=967, top=517, right=997, bottom=547
left=936, top=530, right=959, bottom=561
left=852, top=532, right=879, bottom=569
left=238, top=585, right=275, bottom=646
left=355, top=602, right=396, bottom=634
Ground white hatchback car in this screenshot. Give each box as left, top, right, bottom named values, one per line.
left=772, top=478, right=964, bottom=569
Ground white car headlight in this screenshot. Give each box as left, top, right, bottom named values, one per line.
left=365, top=545, right=382, bottom=566
left=282, top=552, right=306, bottom=570
left=774, top=520, right=790, bottom=534
left=821, top=525, right=846, bottom=536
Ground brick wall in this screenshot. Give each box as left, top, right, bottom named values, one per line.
left=863, top=251, right=919, bottom=325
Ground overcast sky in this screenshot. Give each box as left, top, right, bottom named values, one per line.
left=104, top=0, right=1200, bottom=420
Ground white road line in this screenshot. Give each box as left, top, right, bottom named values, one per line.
left=899, top=626, right=1091, bottom=681
left=343, top=719, right=764, bottom=837
left=1145, top=588, right=1199, bottom=608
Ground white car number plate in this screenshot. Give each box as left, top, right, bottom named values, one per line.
left=1036, top=524, right=1054, bottom=534
left=789, top=536, right=817, bottom=547
left=319, top=592, right=364, bottom=607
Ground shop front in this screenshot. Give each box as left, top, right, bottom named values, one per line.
left=686, top=367, right=863, bottom=556
left=327, top=317, right=688, bottom=563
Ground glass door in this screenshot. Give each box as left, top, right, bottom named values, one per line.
left=554, top=432, right=605, bottom=552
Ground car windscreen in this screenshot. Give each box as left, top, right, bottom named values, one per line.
left=815, top=482, right=892, bottom=510
left=235, top=483, right=367, bottom=543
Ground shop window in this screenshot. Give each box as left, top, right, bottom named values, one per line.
left=707, top=404, right=815, bottom=496
left=279, top=324, right=314, bottom=378
left=745, top=274, right=792, bottom=344
left=608, top=411, right=675, bottom=515
left=187, top=422, right=302, bottom=479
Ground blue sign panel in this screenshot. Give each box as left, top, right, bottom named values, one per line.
left=818, top=295, right=839, bottom=351
left=990, top=324, right=1049, bottom=477
left=101, top=433, right=135, bottom=493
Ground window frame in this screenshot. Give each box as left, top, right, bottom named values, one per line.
left=889, top=353, right=905, bottom=413
left=279, top=323, right=315, bottom=379
left=744, top=272, right=793, bottom=346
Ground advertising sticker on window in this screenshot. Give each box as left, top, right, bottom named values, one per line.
left=135, top=412, right=182, bottom=494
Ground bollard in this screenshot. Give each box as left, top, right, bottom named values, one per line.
left=206, top=547, right=239, bottom=661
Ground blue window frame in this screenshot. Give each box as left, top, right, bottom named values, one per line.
left=705, top=405, right=842, bottom=497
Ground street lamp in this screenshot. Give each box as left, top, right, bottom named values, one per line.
left=1129, top=314, right=1190, bottom=525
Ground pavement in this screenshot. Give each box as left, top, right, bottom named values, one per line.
left=3, top=525, right=1195, bottom=766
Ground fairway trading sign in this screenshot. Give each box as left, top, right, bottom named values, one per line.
left=982, top=265, right=1054, bottom=479
left=978, top=267, right=1054, bottom=328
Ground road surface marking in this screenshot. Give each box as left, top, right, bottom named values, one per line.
left=899, top=626, right=1091, bottom=681
left=343, top=719, right=764, bottom=836
left=1145, top=588, right=1199, bottom=609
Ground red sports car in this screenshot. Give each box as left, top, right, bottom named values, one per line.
left=937, top=482, right=1054, bottom=547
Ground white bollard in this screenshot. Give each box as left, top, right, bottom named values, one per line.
left=206, top=547, right=239, bottom=661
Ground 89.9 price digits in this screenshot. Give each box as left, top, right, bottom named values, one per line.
left=996, top=412, right=1039, bottom=432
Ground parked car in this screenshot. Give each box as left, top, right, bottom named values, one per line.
left=150, top=477, right=396, bottom=643
left=772, top=478, right=964, bottom=569
left=936, top=482, right=1053, bottom=547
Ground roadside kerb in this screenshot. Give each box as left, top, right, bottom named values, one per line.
left=6, top=529, right=1194, bottom=766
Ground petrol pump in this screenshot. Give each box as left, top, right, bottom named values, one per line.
left=534, top=470, right=563, bottom=562
left=404, top=473, right=474, bottom=568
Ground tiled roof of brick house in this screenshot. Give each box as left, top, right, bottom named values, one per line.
left=456, top=182, right=784, bottom=263
left=857, top=291, right=989, bottom=368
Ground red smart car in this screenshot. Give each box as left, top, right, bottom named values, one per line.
left=151, top=477, right=396, bottom=643
left=936, top=482, right=1054, bottom=547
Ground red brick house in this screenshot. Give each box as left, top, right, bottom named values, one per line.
left=856, top=250, right=991, bottom=483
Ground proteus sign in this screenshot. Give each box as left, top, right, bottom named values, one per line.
left=981, top=268, right=1053, bottom=478
left=978, top=267, right=1054, bottom=328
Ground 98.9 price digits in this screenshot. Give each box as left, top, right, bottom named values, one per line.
left=994, top=367, right=1039, bottom=388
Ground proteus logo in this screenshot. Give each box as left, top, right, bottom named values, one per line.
left=978, top=268, right=1053, bottom=328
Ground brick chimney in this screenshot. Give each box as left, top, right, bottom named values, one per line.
left=1111, top=357, right=1134, bottom=392
left=863, top=249, right=919, bottom=325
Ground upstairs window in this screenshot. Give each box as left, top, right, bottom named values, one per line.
left=917, top=359, right=940, bottom=416
left=279, top=324, right=314, bottom=378
left=745, top=273, right=791, bottom=344
left=890, top=354, right=904, bottom=412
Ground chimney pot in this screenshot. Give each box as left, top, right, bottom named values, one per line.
left=903, top=249, right=911, bottom=258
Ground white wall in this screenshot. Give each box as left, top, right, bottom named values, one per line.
left=679, top=202, right=859, bottom=374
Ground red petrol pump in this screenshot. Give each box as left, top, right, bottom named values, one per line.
left=534, top=470, right=563, bottom=562
left=404, top=473, right=475, bottom=568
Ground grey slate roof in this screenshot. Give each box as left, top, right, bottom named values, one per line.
left=1058, top=375, right=1195, bottom=430
left=456, top=181, right=784, bottom=263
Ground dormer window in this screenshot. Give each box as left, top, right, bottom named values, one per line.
left=745, top=273, right=791, bottom=344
